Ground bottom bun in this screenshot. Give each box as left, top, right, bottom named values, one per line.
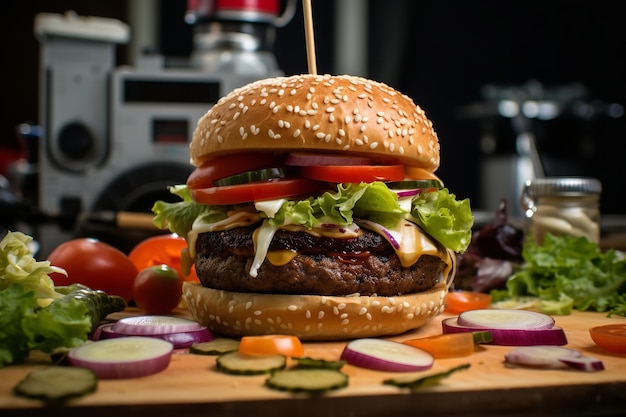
left=182, top=282, right=449, bottom=341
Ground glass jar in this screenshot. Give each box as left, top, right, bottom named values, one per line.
left=521, top=177, right=602, bottom=244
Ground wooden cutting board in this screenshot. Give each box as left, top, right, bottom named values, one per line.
left=1, top=308, right=625, bottom=417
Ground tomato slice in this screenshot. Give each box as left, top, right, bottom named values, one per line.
left=445, top=291, right=492, bottom=314
left=238, top=335, right=304, bottom=357
left=299, top=164, right=405, bottom=183
left=403, top=333, right=476, bottom=359
left=128, top=234, right=199, bottom=283
left=589, top=324, right=626, bottom=353
left=191, top=178, right=324, bottom=205
left=187, top=152, right=284, bottom=189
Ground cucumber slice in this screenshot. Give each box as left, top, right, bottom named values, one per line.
left=189, top=338, right=241, bottom=355
left=215, top=167, right=290, bottom=186
left=383, top=363, right=471, bottom=390
left=386, top=179, right=442, bottom=190
left=216, top=352, right=286, bottom=375
left=265, top=368, right=349, bottom=393
left=292, top=356, right=347, bottom=370
left=14, top=366, right=98, bottom=402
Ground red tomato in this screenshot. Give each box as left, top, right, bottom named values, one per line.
left=589, top=324, right=626, bottom=353
left=187, top=152, right=283, bottom=189
left=445, top=291, right=492, bottom=314
left=47, top=238, right=138, bottom=302
left=128, top=234, right=199, bottom=283
left=132, top=265, right=183, bottom=315
left=191, top=178, right=325, bottom=205
left=298, top=164, right=405, bottom=183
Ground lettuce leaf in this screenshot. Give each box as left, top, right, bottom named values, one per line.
left=153, top=182, right=474, bottom=254
left=410, top=189, right=474, bottom=253
left=0, top=231, right=66, bottom=302
left=0, top=231, right=93, bottom=367
left=491, top=234, right=626, bottom=316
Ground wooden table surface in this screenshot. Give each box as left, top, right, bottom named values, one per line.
left=1, top=308, right=625, bottom=417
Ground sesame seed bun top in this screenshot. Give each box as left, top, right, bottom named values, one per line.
left=189, top=74, right=441, bottom=172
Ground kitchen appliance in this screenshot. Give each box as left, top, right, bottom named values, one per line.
left=34, top=3, right=294, bottom=218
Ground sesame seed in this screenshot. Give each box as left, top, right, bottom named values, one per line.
left=287, top=305, right=297, bottom=311
left=217, top=135, right=224, bottom=143
left=312, top=124, right=320, bottom=131
left=333, top=307, right=339, bottom=315
left=228, top=103, right=236, bottom=109
left=254, top=310, right=262, bottom=316
left=329, top=114, right=335, bottom=122
left=233, top=111, right=240, bottom=120
left=338, top=129, right=346, bottom=136
left=369, top=142, right=379, bottom=149
left=365, top=313, right=372, bottom=320
left=287, top=105, right=293, bottom=112
left=318, top=311, right=325, bottom=319
left=341, top=319, right=349, bottom=325
left=355, top=139, right=364, bottom=146
left=269, top=129, right=275, bottom=138
left=273, top=106, right=279, bottom=114
left=292, top=129, right=301, bottom=137
left=326, top=107, right=335, bottom=113
left=245, top=301, right=252, bottom=309
left=344, top=116, right=352, bottom=123
left=278, top=89, right=284, bottom=96
left=305, top=310, right=311, bottom=318
left=325, top=134, right=332, bottom=143
left=316, top=132, right=326, bottom=139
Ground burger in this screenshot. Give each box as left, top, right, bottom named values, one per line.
left=153, top=73, right=474, bottom=340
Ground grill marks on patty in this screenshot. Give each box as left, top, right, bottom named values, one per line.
left=195, top=225, right=446, bottom=297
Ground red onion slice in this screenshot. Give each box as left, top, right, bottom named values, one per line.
left=442, top=317, right=568, bottom=346
left=504, top=346, right=583, bottom=368
left=559, top=356, right=605, bottom=372
left=392, top=189, right=420, bottom=199
left=457, top=309, right=555, bottom=330
left=357, top=219, right=400, bottom=249
left=67, top=337, right=173, bottom=379
left=285, top=152, right=371, bottom=166
left=340, top=338, right=434, bottom=372
left=97, top=323, right=215, bottom=349
left=111, top=315, right=203, bottom=335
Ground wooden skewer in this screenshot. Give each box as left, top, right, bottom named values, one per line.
left=302, top=0, right=317, bottom=75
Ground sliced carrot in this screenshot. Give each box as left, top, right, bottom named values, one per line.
left=445, top=291, right=492, bottom=314
left=402, top=333, right=476, bottom=359
left=238, top=335, right=305, bottom=357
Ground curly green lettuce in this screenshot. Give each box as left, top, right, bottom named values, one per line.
left=152, top=182, right=474, bottom=254
left=491, top=233, right=626, bottom=316
left=0, top=232, right=89, bottom=367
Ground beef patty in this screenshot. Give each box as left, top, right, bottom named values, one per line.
left=195, top=225, right=447, bottom=296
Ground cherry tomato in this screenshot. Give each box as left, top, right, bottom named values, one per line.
left=589, top=324, right=626, bottom=353
left=403, top=333, right=475, bottom=359
left=238, top=335, right=304, bottom=357
left=187, top=152, right=283, bottom=189
left=47, top=238, right=138, bottom=302
left=445, top=291, right=492, bottom=314
left=132, top=264, right=183, bottom=315
left=128, top=234, right=199, bottom=283
left=191, top=178, right=325, bottom=205
left=299, top=164, right=405, bottom=183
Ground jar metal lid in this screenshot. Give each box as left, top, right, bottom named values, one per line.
left=523, top=177, right=602, bottom=196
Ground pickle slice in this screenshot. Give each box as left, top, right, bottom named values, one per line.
left=214, top=167, right=290, bottom=186
left=265, top=368, right=349, bottom=393
left=386, top=179, right=442, bottom=190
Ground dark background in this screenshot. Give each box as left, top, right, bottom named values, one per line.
left=2, top=0, right=624, bottom=216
